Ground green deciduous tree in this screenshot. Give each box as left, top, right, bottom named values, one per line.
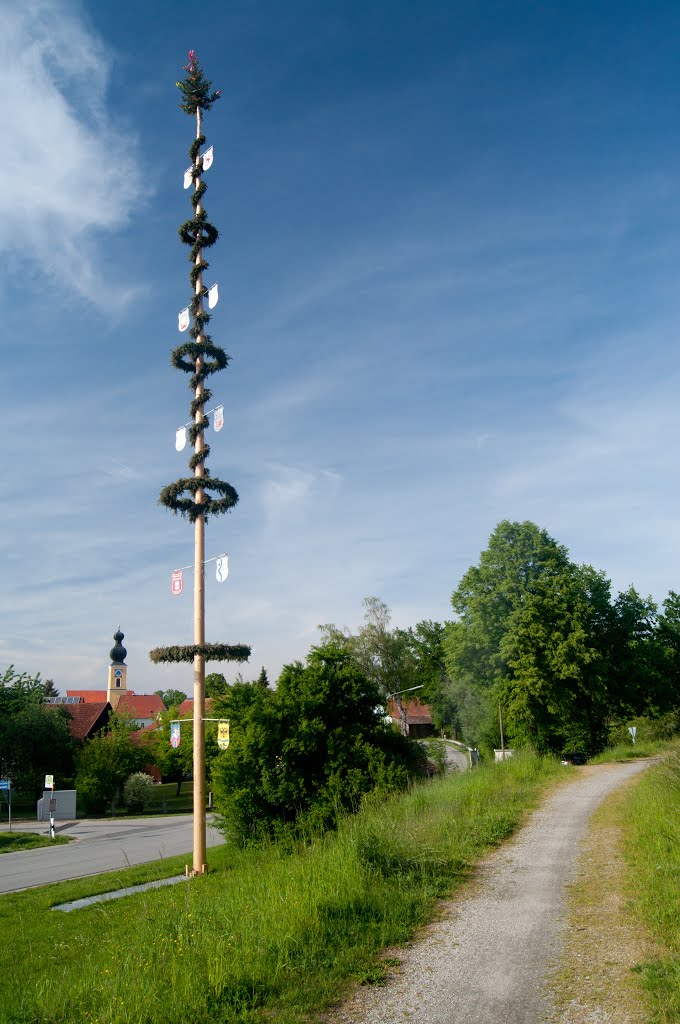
left=0, top=667, right=74, bottom=794
left=497, top=561, right=614, bottom=751
left=205, top=672, right=229, bottom=698
left=444, top=521, right=671, bottom=754
left=153, top=689, right=187, bottom=710
left=75, top=713, right=147, bottom=813
left=211, top=641, right=426, bottom=844
left=320, top=601, right=458, bottom=735
left=446, top=521, right=571, bottom=693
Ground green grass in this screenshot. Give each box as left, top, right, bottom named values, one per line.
left=0, top=753, right=563, bottom=1024
left=619, top=747, right=680, bottom=1024
left=2, top=783, right=194, bottom=823
left=588, top=740, right=669, bottom=763
left=0, top=832, right=70, bottom=853
left=95, top=782, right=194, bottom=818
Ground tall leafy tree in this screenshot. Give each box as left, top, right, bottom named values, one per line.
left=445, top=521, right=571, bottom=698
left=444, top=520, right=672, bottom=753
left=320, top=601, right=457, bottom=733
left=658, top=591, right=680, bottom=708
left=447, top=523, right=601, bottom=751
left=606, top=588, right=662, bottom=718
left=497, top=562, right=614, bottom=751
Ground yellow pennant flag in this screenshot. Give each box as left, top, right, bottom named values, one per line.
left=217, top=721, right=230, bottom=750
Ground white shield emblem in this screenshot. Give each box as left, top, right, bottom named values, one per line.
left=175, top=426, right=187, bottom=452
left=216, top=556, right=229, bottom=582
left=208, top=283, right=219, bottom=309
left=202, top=146, right=214, bottom=171
left=178, top=307, right=190, bottom=332
left=183, top=167, right=193, bottom=189
left=171, top=569, right=183, bottom=595
left=213, top=405, right=224, bottom=432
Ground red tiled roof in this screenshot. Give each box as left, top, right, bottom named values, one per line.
left=116, top=693, right=166, bottom=718
left=50, top=701, right=111, bottom=741
left=130, top=721, right=161, bottom=745
left=387, top=697, right=434, bottom=726
left=66, top=689, right=108, bottom=703
left=176, top=697, right=214, bottom=717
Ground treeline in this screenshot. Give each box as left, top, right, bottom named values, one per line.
left=444, top=521, right=680, bottom=755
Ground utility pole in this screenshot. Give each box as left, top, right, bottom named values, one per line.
left=150, top=52, right=251, bottom=875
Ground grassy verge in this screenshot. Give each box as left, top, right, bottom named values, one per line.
left=1, top=753, right=562, bottom=1024
left=0, top=832, right=70, bottom=853
left=620, top=749, right=680, bottom=1023
left=589, top=740, right=669, bottom=763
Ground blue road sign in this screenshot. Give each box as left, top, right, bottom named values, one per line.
left=0, top=780, right=10, bottom=791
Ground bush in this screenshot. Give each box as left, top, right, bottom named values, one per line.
left=212, top=642, right=427, bottom=845
left=124, top=773, right=155, bottom=813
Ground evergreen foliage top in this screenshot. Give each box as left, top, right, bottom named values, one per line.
left=176, top=50, right=221, bottom=114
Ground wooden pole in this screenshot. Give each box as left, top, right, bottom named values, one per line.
left=192, top=105, right=206, bottom=875
left=499, top=702, right=505, bottom=760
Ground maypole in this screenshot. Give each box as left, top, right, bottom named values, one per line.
left=150, top=52, right=251, bottom=875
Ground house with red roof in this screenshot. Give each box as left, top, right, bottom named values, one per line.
left=46, top=697, right=111, bottom=742
left=175, top=697, right=214, bottom=718
left=387, top=696, right=436, bottom=738
left=115, top=692, right=165, bottom=727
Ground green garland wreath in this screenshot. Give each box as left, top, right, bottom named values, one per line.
left=149, top=643, right=251, bottom=664
left=159, top=477, right=238, bottom=522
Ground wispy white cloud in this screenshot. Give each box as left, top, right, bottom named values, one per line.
left=259, top=463, right=342, bottom=533
left=0, top=0, right=142, bottom=309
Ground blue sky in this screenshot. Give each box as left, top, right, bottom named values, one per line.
left=2, top=0, right=680, bottom=696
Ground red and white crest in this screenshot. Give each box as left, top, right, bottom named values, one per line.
left=202, top=146, right=214, bottom=171
left=178, top=307, right=190, bottom=332
left=214, top=405, right=224, bottom=432
left=171, top=569, right=183, bottom=595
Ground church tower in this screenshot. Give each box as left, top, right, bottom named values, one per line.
left=107, top=627, right=128, bottom=709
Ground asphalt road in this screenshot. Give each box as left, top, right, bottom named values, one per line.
left=0, top=815, right=225, bottom=893
left=443, top=742, right=470, bottom=772
left=334, top=759, right=652, bottom=1024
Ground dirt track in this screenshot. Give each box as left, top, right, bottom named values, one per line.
left=331, top=760, right=651, bottom=1024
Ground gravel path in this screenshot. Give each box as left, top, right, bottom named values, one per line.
left=332, top=760, right=652, bottom=1024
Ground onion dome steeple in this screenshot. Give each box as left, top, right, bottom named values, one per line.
left=110, top=627, right=127, bottom=665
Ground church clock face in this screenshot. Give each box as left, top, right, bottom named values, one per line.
left=114, top=669, right=123, bottom=687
